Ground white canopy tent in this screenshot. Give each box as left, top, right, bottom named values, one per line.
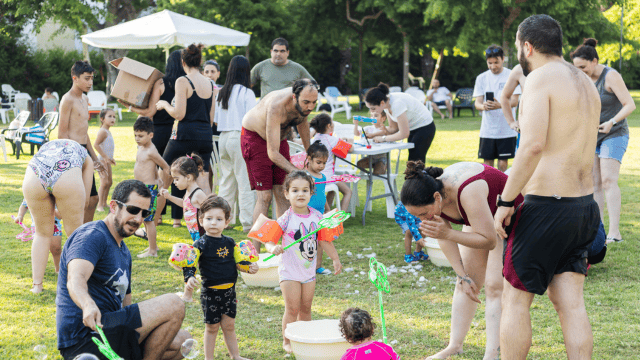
left=81, top=9, right=251, bottom=60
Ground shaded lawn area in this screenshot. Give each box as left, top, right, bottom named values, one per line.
left=1, top=100, right=639, bottom=359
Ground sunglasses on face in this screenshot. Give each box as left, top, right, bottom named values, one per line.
left=113, top=200, right=152, bottom=218
left=485, top=48, right=502, bottom=56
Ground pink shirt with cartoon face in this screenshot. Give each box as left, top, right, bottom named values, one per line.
left=277, top=206, right=327, bottom=282
left=340, top=341, right=400, bottom=360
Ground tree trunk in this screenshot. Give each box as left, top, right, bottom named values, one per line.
left=245, top=46, right=250, bottom=62
left=339, top=46, right=352, bottom=94
left=358, top=33, right=363, bottom=96
left=402, top=35, right=409, bottom=90
left=102, top=48, right=129, bottom=97
left=422, top=50, right=434, bottom=86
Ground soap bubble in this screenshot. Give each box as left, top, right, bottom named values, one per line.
left=73, top=354, right=100, bottom=360
left=181, top=339, right=200, bottom=359
left=34, top=345, right=47, bottom=360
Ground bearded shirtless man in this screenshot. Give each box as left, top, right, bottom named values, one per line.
left=494, top=15, right=601, bottom=360
left=59, top=61, right=105, bottom=224
left=241, top=78, right=318, bottom=250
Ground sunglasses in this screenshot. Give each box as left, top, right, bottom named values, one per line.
left=113, top=200, right=152, bottom=218
left=485, top=48, right=502, bottom=56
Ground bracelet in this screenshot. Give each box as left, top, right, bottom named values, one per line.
left=457, top=274, right=472, bottom=285
left=383, top=135, right=387, bottom=142
left=497, top=194, right=515, bottom=208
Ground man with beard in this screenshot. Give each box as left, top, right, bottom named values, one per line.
left=494, top=14, right=601, bottom=359
left=473, top=45, right=521, bottom=172
left=56, top=180, right=191, bottom=360
left=250, top=37, right=315, bottom=97
left=241, top=78, right=318, bottom=251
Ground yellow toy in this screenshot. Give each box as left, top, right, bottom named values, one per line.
left=235, top=240, right=258, bottom=272
left=168, top=243, right=201, bottom=271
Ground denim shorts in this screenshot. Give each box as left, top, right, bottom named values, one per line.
left=596, top=134, right=629, bottom=163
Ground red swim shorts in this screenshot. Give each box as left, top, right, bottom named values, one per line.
left=240, top=127, right=290, bottom=191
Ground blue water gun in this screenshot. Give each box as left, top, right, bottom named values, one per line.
left=353, top=115, right=377, bottom=124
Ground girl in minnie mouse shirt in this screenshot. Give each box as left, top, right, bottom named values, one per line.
left=261, top=170, right=343, bottom=354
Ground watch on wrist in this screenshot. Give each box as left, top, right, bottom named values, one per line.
left=497, top=194, right=515, bottom=208
left=383, top=135, right=387, bottom=142
left=610, top=119, right=617, bottom=125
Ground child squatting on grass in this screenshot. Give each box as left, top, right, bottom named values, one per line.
left=94, top=108, right=117, bottom=212
left=181, top=195, right=258, bottom=360
left=132, top=117, right=171, bottom=258
left=257, top=170, right=343, bottom=354
left=160, top=154, right=208, bottom=241
left=15, top=199, right=63, bottom=274
left=339, top=307, right=400, bottom=360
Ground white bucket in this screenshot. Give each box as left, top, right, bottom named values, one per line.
left=239, top=252, right=281, bottom=287
left=285, top=319, right=351, bottom=360
left=424, top=237, right=452, bottom=267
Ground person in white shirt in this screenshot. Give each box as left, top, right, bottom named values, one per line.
left=473, top=45, right=521, bottom=172
left=365, top=83, right=436, bottom=163
left=214, top=55, right=257, bottom=232
left=427, top=79, right=453, bottom=119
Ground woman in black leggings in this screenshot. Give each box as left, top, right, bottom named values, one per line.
left=127, top=50, right=186, bottom=226
left=156, top=44, right=215, bottom=220
left=365, top=83, right=436, bottom=162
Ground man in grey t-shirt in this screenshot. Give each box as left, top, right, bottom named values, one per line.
left=251, top=37, right=315, bottom=97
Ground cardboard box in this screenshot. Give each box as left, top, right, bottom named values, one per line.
left=109, top=57, right=164, bottom=109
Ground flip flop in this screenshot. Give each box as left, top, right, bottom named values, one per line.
left=606, top=237, right=623, bottom=243
left=134, top=228, right=148, bottom=240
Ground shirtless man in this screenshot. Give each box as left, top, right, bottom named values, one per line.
left=133, top=117, right=171, bottom=258
left=494, top=15, right=601, bottom=360
left=58, top=61, right=105, bottom=223
left=241, top=78, right=318, bottom=250
left=500, top=64, right=526, bottom=133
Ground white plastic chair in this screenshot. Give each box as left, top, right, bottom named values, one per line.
left=323, top=87, right=351, bottom=119
left=389, top=86, right=402, bottom=93
left=14, top=94, right=31, bottom=115
left=2, top=84, right=20, bottom=103
left=325, top=183, right=341, bottom=211
left=405, top=87, right=426, bottom=104
left=87, top=90, right=108, bottom=112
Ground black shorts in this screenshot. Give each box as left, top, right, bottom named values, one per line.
left=503, top=194, right=600, bottom=295
left=478, top=137, right=517, bottom=160
left=433, top=100, right=448, bottom=106
left=60, top=304, right=143, bottom=360
left=201, top=286, right=237, bottom=324
left=163, top=139, right=213, bottom=173
left=80, top=144, right=99, bottom=197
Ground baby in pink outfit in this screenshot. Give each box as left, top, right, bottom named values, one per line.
left=339, top=307, right=400, bottom=360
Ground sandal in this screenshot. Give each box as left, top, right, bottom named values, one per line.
left=606, top=236, right=623, bottom=243
left=134, top=228, right=148, bottom=240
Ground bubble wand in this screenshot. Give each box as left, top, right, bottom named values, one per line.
left=263, top=211, right=350, bottom=261
left=353, top=115, right=378, bottom=124
left=368, top=257, right=390, bottom=344
left=92, top=326, right=124, bottom=360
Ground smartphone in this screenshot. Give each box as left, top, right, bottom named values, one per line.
left=485, top=92, right=494, bottom=102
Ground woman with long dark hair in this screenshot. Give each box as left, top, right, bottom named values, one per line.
left=214, top=55, right=257, bottom=232
left=126, top=50, right=186, bottom=227
left=156, top=44, right=215, bottom=203
left=571, top=38, right=636, bottom=243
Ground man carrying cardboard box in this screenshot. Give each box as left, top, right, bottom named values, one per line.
left=59, top=61, right=106, bottom=223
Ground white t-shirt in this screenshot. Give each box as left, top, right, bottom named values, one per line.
left=473, top=68, right=521, bottom=139
left=312, top=133, right=339, bottom=179
left=427, top=87, right=451, bottom=103
left=214, top=84, right=257, bottom=132
left=383, top=93, right=433, bottom=131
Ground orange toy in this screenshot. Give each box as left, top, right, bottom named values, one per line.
left=248, top=213, right=284, bottom=244
left=332, top=139, right=352, bottom=158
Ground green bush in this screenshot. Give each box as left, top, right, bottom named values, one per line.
left=0, top=33, right=105, bottom=98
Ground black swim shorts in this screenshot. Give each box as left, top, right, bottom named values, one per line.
left=503, top=194, right=600, bottom=295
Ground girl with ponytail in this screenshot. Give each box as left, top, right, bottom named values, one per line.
left=400, top=160, right=524, bottom=360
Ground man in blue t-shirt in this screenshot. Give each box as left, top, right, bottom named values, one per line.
left=56, top=180, right=191, bottom=360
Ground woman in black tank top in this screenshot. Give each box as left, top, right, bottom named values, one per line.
left=156, top=44, right=215, bottom=222
left=127, top=50, right=186, bottom=224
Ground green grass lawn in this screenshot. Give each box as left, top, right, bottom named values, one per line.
left=1, top=99, right=639, bottom=359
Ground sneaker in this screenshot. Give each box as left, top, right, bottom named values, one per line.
left=316, top=267, right=332, bottom=275
left=414, top=251, right=429, bottom=261
left=404, top=254, right=419, bottom=263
